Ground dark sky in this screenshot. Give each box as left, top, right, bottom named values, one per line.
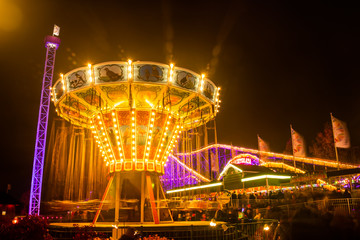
left=1, top=0, right=360, bottom=198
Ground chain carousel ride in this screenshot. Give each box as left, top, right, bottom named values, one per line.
left=51, top=60, right=221, bottom=224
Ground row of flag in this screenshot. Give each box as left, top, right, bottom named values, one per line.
left=257, top=114, right=350, bottom=158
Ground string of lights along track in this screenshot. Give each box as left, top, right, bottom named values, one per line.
left=52, top=60, right=221, bottom=174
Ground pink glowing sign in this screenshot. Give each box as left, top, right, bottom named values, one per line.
left=229, top=154, right=259, bottom=165
left=231, top=157, right=252, bottom=165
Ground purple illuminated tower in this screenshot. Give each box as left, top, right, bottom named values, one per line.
left=29, top=26, right=61, bottom=215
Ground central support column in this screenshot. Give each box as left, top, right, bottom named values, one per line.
left=115, top=173, right=120, bottom=224
left=141, top=172, right=145, bottom=223
left=146, top=174, right=159, bottom=224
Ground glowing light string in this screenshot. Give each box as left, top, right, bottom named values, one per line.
left=241, top=175, right=291, bottom=182
left=261, top=162, right=306, bottom=174
left=175, top=144, right=359, bottom=169
left=166, top=182, right=222, bottom=194
left=218, top=164, right=243, bottom=180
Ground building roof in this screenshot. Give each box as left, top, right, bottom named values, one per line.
left=231, top=164, right=275, bottom=174
left=327, top=168, right=360, bottom=178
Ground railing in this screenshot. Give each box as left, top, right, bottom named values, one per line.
left=326, top=198, right=360, bottom=215
left=231, top=198, right=359, bottom=211
left=112, top=220, right=278, bottom=240
left=48, top=220, right=278, bottom=240
left=229, top=198, right=360, bottom=219
left=231, top=219, right=279, bottom=240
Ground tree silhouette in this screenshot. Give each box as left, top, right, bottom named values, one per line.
left=309, top=122, right=335, bottom=159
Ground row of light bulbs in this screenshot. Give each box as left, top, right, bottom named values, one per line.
left=51, top=60, right=220, bottom=107
left=131, top=110, right=136, bottom=162
left=89, top=109, right=184, bottom=170
left=92, top=114, right=118, bottom=166
left=144, top=111, right=157, bottom=162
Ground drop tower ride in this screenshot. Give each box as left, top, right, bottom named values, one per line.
left=29, top=26, right=61, bottom=215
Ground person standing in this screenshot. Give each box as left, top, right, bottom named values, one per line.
left=120, top=227, right=136, bottom=240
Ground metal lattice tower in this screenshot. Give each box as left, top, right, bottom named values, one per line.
left=29, top=26, right=60, bottom=215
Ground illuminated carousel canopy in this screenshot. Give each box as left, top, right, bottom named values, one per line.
left=52, top=61, right=221, bottom=174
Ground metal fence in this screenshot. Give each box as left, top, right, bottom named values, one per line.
left=231, top=198, right=360, bottom=211
left=231, top=219, right=279, bottom=240
left=251, top=198, right=360, bottom=219
left=114, top=224, right=239, bottom=240
left=326, top=198, right=360, bottom=215
left=48, top=219, right=278, bottom=240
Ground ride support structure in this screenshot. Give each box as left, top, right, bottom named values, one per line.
left=29, top=27, right=60, bottom=215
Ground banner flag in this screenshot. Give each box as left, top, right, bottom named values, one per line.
left=291, top=127, right=306, bottom=157
left=257, top=135, right=270, bottom=160
left=331, top=116, right=350, bottom=148
left=210, top=150, right=218, bottom=172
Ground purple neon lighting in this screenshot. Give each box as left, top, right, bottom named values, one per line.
left=160, top=156, right=200, bottom=191
left=29, top=39, right=59, bottom=215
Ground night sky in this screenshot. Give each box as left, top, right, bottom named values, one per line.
left=1, top=0, right=359, bottom=198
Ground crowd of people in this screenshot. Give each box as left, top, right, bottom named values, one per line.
left=229, top=187, right=355, bottom=208
left=170, top=187, right=360, bottom=239
left=168, top=188, right=360, bottom=240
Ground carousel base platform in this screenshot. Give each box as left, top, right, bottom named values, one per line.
left=48, top=221, right=243, bottom=240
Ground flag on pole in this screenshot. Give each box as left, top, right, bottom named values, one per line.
left=257, top=135, right=270, bottom=159
left=331, top=115, right=350, bottom=148
left=291, top=127, right=306, bottom=157
left=210, top=150, right=218, bottom=172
